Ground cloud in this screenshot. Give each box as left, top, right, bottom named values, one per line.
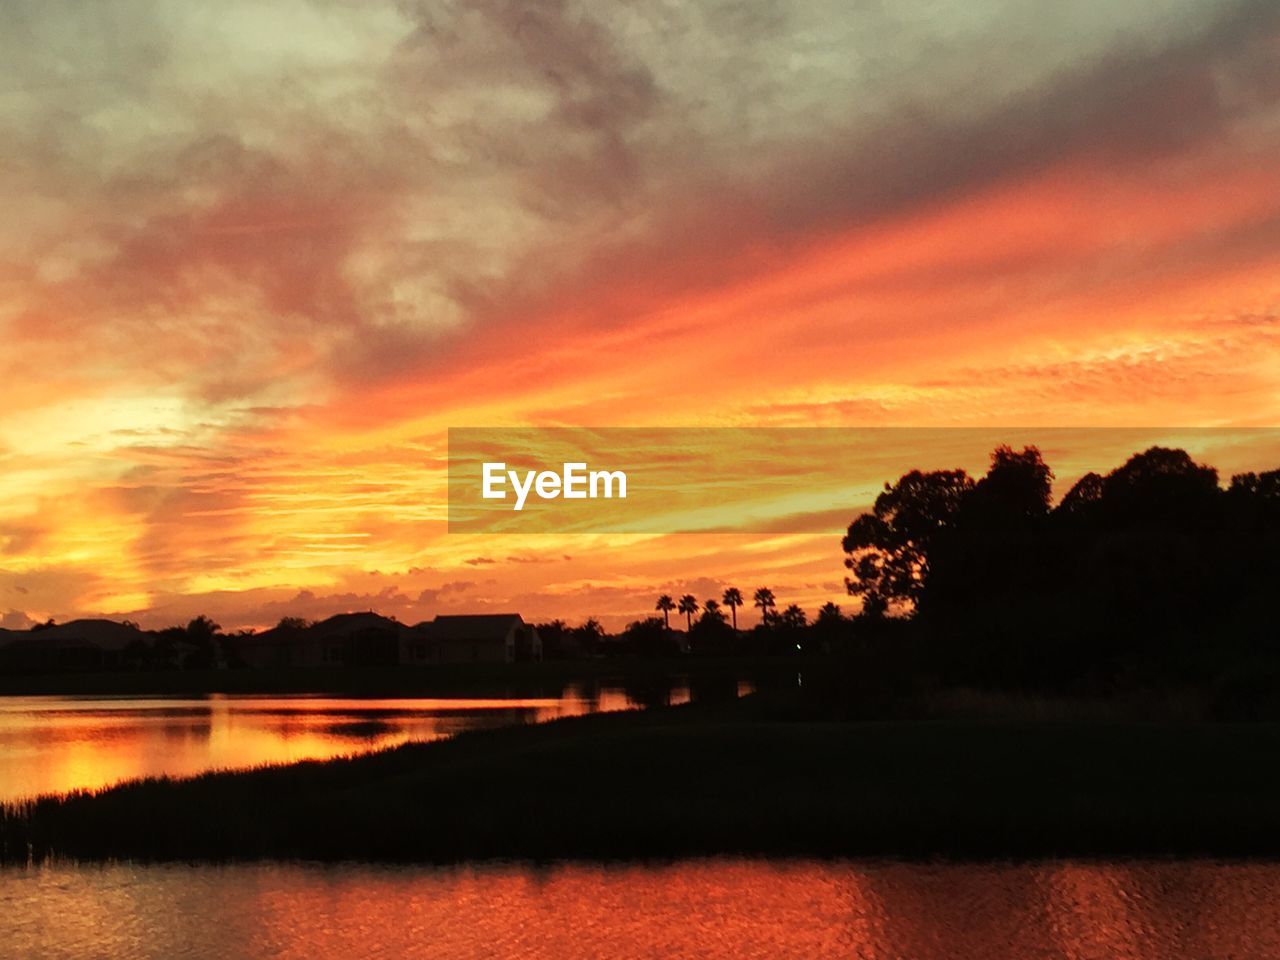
left=360, top=0, right=1280, bottom=375
left=0, top=519, right=48, bottom=556
left=8, top=0, right=1278, bottom=404
left=3, top=0, right=1279, bottom=628
left=1, top=610, right=34, bottom=630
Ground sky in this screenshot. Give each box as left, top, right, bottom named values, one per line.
left=2, top=0, right=1279, bottom=631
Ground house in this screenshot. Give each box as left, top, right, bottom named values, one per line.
left=0, top=619, right=148, bottom=673
left=405, top=614, right=542, bottom=665
left=236, top=612, right=406, bottom=669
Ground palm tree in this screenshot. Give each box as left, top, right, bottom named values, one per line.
left=655, top=594, right=675, bottom=629
left=722, top=587, right=743, bottom=631
left=677, top=594, right=699, bottom=630
left=752, top=587, right=776, bottom=626
left=816, top=602, right=843, bottom=624
left=781, top=604, right=806, bottom=628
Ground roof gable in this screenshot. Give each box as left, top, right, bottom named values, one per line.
left=426, top=614, right=525, bottom=642
left=310, top=612, right=403, bottom=638
left=4, top=619, right=147, bottom=651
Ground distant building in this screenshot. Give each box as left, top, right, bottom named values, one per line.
left=236, top=612, right=405, bottom=669
left=0, top=619, right=147, bottom=673
left=405, top=614, right=542, bottom=665
left=0, top=612, right=543, bottom=674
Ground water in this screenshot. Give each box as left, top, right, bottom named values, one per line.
left=0, top=683, right=709, bottom=802
left=8, top=696, right=1272, bottom=958
left=2, top=859, right=1278, bottom=959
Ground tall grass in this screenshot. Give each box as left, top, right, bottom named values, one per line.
left=6, top=699, right=1280, bottom=864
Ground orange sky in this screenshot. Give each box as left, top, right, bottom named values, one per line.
left=1, top=0, right=1279, bottom=630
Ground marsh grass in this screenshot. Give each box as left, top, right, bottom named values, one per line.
left=6, top=695, right=1280, bottom=865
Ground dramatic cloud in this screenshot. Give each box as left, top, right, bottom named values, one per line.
left=2, top=0, right=1278, bottom=627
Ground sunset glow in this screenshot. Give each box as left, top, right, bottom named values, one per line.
left=3, top=0, right=1278, bottom=630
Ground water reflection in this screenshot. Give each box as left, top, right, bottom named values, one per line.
left=0, top=678, right=729, bottom=802
left=3, top=859, right=1279, bottom=960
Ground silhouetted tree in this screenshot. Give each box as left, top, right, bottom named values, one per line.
left=815, top=602, right=843, bottom=625
left=572, top=618, right=605, bottom=656
left=1057, top=471, right=1104, bottom=515
left=924, top=446, right=1054, bottom=615
left=1230, top=469, right=1280, bottom=501
left=842, top=467, right=974, bottom=612
left=839, top=442, right=1280, bottom=696
left=964, top=445, right=1053, bottom=521
left=186, top=615, right=221, bottom=642
left=1098, top=446, right=1219, bottom=526
left=690, top=600, right=734, bottom=654
left=780, top=604, right=806, bottom=629
left=721, top=587, right=743, bottom=631
left=677, top=594, right=699, bottom=630
left=812, top=601, right=849, bottom=653
left=858, top=590, right=889, bottom=619
left=184, top=616, right=221, bottom=670
left=621, top=617, right=679, bottom=658
left=655, top=595, right=675, bottom=630
left=752, top=587, right=776, bottom=626
left=535, top=619, right=573, bottom=659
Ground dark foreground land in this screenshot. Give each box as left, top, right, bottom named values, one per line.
left=6, top=693, right=1280, bottom=864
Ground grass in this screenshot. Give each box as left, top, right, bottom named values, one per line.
left=7, top=694, right=1280, bottom=864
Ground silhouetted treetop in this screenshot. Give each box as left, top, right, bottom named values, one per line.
left=815, top=602, right=843, bottom=624
left=1097, top=447, right=1219, bottom=523
left=964, top=445, right=1053, bottom=522
left=1229, top=468, right=1280, bottom=500
left=780, top=604, right=807, bottom=629
left=1056, top=471, right=1104, bottom=515
left=841, top=467, right=974, bottom=611
left=839, top=440, right=1279, bottom=693
left=843, top=443, right=1276, bottom=624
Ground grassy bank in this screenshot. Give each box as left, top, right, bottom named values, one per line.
left=6, top=696, right=1280, bottom=863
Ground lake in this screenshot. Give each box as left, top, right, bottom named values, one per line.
left=2, top=859, right=1278, bottom=959
left=0, top=680, right=728, bottom=802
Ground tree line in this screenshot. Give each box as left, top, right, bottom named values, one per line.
left=9, top=442, right=1276, bottom=698
left=652, top=587, right=816, bottom=632
left=839, top=443, right=1280, bottom=699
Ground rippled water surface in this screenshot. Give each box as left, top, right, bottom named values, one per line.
left=3, top=859, right=1279, bottom=959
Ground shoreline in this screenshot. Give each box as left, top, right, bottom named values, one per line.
left=0, top=657, right=793, bottom=698
left=7, top=697, right=1280, bottom=865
